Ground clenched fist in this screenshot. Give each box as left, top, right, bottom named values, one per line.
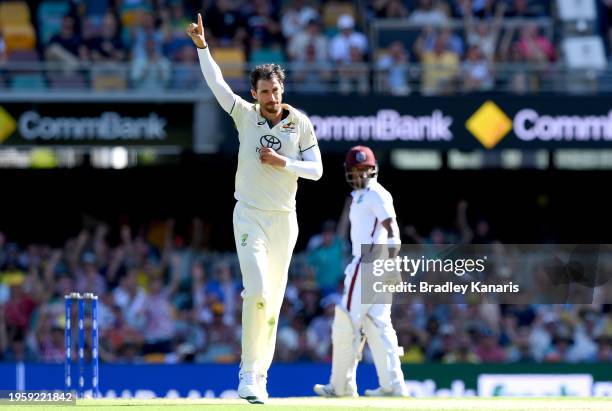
left=259, top=147, right=287, bottom=167
left=186, top=13, right=207, bottom=49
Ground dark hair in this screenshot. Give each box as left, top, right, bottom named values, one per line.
left=250, top=64, right=286, bottom=90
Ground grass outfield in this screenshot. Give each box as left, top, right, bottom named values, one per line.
left=2, top=397, right=611, bottom=411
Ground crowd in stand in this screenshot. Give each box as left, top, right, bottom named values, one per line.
left=1, top=200, right=610, bottom=365
left=1, top=0, right=603, bottom=93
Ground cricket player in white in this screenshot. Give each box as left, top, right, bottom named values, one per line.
left=187, top=14, right=323, bottom=404
left=314, top=146, right=408, bottom=398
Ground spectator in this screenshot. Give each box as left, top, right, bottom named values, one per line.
left=140, top=277, right=178, bottom=354
left=297, top=280, right=322, bottom=325
left=409, top=0, right=449, bottom=26
left=420, top=26, right=464, bottom=57
left=443, top=333, right=480, bottom=363
left=475, top=327, right=506, bottom=362
left=36, top=319, right=65, bottom=363
left=516, top=24, right=556, bottom=64
left=329, top=14, right=368, bottom=65
left=568, top=309, right=600, bottom=362
left=594, top=332, right=612, bottom=361
left=1, top=328, right=37, bottom=362
left=206, top=261, right=240, bottom=326
left=372, top=0, right=409, bottom=19
left=338, top=45, right=369, bottom=95
left=506, top=326, right=536, bottom=362
left=130, top=38, right=171, bottom=89
left=543, top=328, right=575, bottom=362
left=306, top=300, right=334, bottom=361
left=131, top=12, right=164, bottom=60
left=463, top=1, right=505, bottom=62
left=461, top=45, right=493, bottom=92
left=288, top=18, right=328, bottom=63
left=113, top=269, right=147, bottom=330
left=204, top=0, right=248, bottom=48
left=3, top=279, right=37, bottom=337
left=191, top=261, right=213, bottom=325
left=306, top=221, right=345, bottom=295
left=398, top=331, right=426, bottom=363
left=281, top=0, right=319, bottom=40
left=171, top=45, right=204, bottom=89
left=45, top=16, right=87, bottom=71
left=197, top=302, right=238, bottom=362
left=161, top=0, right=193, bottom=57
left=277, top=314, right=307, bottom=361
left=244, top=0, right=284, bottom=50
left=504, top=0, right=543, bottom=18
left=415, top=28, right=460, bottom=95
left=291, top=40, right=331, bottom=92
left=75, top=252, right=107, bottom=296
left=498, top=26, right=531, bottom=93
left=454, top=0, right=501, bottom=18
left=377, top=40, right=411, bottom=95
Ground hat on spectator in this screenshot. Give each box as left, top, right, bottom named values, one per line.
left=542, top=312, right=558, bottom=324
left=337, top=14, right=355, bottom=30
left=212, top=302, right=225, bottom=315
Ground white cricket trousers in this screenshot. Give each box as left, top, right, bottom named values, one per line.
left=340, top=256, right=405, bottom=390
left=233, top=201, right=299, bottom=375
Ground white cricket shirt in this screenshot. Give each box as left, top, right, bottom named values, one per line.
left=349, top=179, right=397, bottom=257
left=231, top=97, right=318, bottom=212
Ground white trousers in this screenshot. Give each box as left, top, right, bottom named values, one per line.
left=339, top=256, right=405, bottom=391
left=233, top=201, right=298, bottom=375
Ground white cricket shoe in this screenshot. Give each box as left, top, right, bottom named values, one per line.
left=364, top=382, right=409, bottom=397
left=313, top=383, right=358, bottom=398
left=258, top=373, right=268, bottom=401
left=313, top=383, right=338, bottom=397
left=238, top=371, right=264, bottom=404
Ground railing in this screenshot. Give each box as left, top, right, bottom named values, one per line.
left=0, top=60, right=609, bottom=95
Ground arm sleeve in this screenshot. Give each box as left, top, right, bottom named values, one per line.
left=370, top=191, right=396, bottom=222
left=284, top=116, right=322, bottom=180
left=197, top=47, right=236, bottom=114
left=285, top=144, right=323, bottom=180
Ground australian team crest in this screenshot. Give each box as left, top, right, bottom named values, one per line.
left=280, top=121, right=296, bottom=133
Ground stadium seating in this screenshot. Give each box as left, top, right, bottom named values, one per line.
left=0, top=1, right=30, bottom=26
left=563, top=36, right=607, bottom=70
left=211, top=47, right=246, bottom=79
left=1, top=24, right=36, bottom=53
left=48, top=72, right=87, bottom=89
left=9, top=73, right=47, bottom=90
left=250, top=47, right=286, bottom=65
left=7, top=49, right=39, bottom=62
left=92, top=71, right=128, bottom=91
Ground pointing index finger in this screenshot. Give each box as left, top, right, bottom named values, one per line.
left=198, top=13, right=203, bottom=32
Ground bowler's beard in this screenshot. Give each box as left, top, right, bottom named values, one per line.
left=262, top=102, right=281, bottom=117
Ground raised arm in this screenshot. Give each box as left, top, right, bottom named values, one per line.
left=187, top=13, right=235, bottom=113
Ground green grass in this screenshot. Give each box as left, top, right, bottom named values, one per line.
left=2, top=397, right=611, bottom=411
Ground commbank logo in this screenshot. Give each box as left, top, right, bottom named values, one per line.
left=466, top=101, right=512, bottom=149
left=0, top=106, right=17, bottom=144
